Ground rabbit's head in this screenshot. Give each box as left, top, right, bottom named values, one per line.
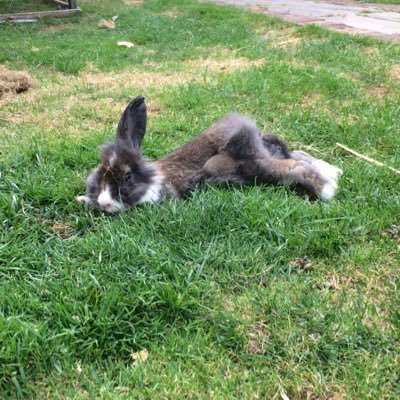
left=77, top=97, right=162, bottom=213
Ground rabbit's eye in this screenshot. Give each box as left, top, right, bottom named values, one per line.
left=124, top=172, right=132, bottom=183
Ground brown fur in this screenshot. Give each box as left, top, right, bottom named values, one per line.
left=156, top=114, right=328, bottom=199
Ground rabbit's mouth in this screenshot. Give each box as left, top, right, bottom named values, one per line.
left=76, top=191, right=126, bottom=213
left=99, top=204, right=125, bottom=213
left=95, top=185, right=126, bottom=213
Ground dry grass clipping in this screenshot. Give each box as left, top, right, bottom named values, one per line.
left=0, top=66, right=34, bottom=96
left=122, top=0, right=143, bottom=5
left=190, top=57, right=265, bottom=73
left=256, top=26, right=302, bottom=48
left=156, top=8, right=182, bottom=18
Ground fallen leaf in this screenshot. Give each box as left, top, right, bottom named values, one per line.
left=76, top=362, right=82, bottom=374
left=98, top=19, right=115, bottom=29
left=131, top=349, right=149, bottom=365
left=118, top=41, right=135, bottom=48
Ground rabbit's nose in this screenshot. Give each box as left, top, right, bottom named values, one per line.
left=97, top=186, right=125, bottom=213
left=97, top=187, right=112, bottom=207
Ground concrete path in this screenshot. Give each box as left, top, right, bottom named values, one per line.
left=207, top=0, right=400, bottom=40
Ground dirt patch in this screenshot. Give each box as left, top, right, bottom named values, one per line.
left=221, top=294, right=255, bottom=321
left=302, top=93, right=323, bottom=107
left=389, top=64, right=400, bottom=81
left=363, top=83, right=392, bottom=98
left=0, top=66, right=34, bottom=96
left=363, top=47, right=380, bottom=59
left=246, top=322, right=269, bottom=354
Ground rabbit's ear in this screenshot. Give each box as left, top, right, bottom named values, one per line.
left=116, top=96, right=147, bottom=148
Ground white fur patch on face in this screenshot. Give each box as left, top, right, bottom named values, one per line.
left=109, top=152, right=117, bottom=165
left=137, top=175, right=164, bottom=204
left=97, top=185, right=125, bottom=213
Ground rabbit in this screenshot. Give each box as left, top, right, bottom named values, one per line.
left=76, top=96, right=342, bottom=213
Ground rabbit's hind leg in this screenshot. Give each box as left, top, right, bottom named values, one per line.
left=261, top=133, right=291, bottom=160
left=252, top=157, right=337, bottom=200
left=203, top=154, right=337, bottom=200
left=201, top=154, right=240, bottom=184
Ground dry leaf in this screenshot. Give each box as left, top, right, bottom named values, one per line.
left=98, top=20, right=115, bottom=29
left=118, top=41, right=135, bottom=48
left=131, top=349, right=149, bottom=365
left=290, top=255, right=313, bottom=272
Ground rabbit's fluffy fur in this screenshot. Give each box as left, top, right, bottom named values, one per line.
left=77, top=97, right=342, bottom=213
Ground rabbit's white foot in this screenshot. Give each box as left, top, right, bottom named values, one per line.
left=320, top=180, right=337, bottom=201
left=313, top=159, right=343, bottom=183
left=291, top=150, right=342, bottom=200
left=76, top=195, right=90, bottom=204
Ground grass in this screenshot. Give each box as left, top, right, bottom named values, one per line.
left=1, top=0, right=400, bottom=398
left=0, top=0, right=55, bottom=14
left=358, top=0, right=400, bottom=4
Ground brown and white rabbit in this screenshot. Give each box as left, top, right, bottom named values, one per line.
left=77, top=96, right=342, bottom=213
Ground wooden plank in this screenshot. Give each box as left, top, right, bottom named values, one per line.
left=0, top=8, right=81, bottom=20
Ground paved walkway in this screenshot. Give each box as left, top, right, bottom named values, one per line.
left=208, top=0, right=400, bottom=39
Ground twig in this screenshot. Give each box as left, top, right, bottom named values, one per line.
left=336, top=142, right=400, bottom=175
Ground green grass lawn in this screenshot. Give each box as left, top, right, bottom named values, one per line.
left=1, top=0, right=400, bottom=398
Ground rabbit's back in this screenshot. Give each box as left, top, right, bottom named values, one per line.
left=156, top=114, right=263, bottom=195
